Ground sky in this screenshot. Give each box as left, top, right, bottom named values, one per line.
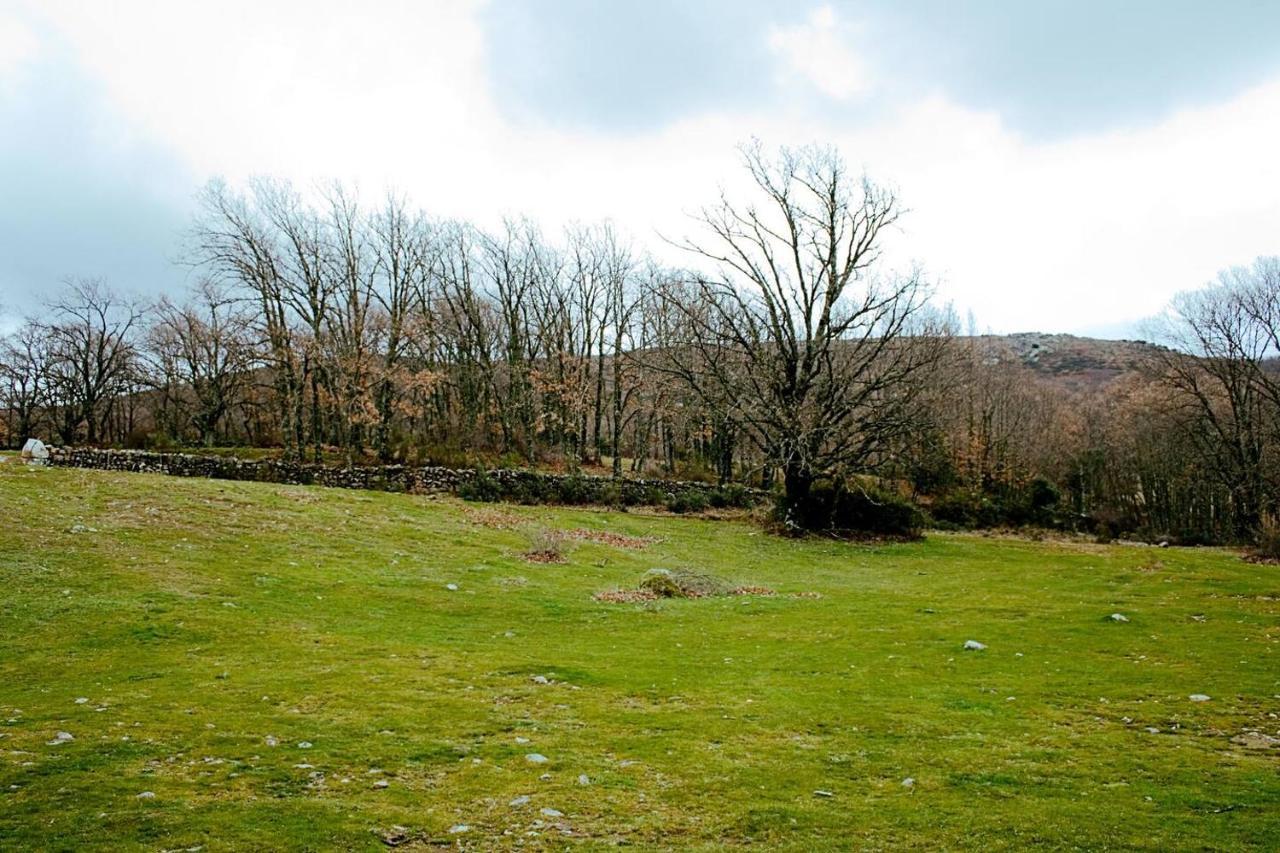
left=2, top=0, right=1279, bottom=337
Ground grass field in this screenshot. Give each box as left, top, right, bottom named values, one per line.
left=1, top=464, right=1278, bottom=850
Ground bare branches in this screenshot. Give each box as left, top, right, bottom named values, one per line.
left=653, top=142, right=942, bottom=500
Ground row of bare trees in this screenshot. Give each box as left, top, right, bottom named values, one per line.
left=2, top=143, right=1277, bottom=541
left=3, top=147, right=941, bottom=511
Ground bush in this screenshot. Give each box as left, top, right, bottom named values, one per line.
left=776, top=478, right=922, bottom=537
left=707, top=483, right=756, bottom=509
left=1254, top=513, right=1280, bottom=560
left=458, top=471, right=502, bottom=502
left=638, top=568, right=731, bottom=598
left=666, top=491, right=709, bottom=514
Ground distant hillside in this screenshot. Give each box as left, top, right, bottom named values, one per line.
left=970, top=333, right=1166, bottom=392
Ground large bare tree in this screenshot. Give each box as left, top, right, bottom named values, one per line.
left=43, top=278, right=144, bottom=445
left=656, top=142, right=944, bottom=508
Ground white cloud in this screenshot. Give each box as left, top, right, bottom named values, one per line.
left=0, top=10, right=40, bottom=85
left=767, top=5, right=872, bottom=101
left=10, top=0, right=1280, bottom=335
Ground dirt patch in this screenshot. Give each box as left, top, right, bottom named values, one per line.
left=593, top=589, right=660, bottom=604
left=522, top=548, right=567, bottom=564
left=730, top=585, right=776, bottom=596
left=563, top=528, right=661, bottom=549
left=464, top=508, right=525, bottom=529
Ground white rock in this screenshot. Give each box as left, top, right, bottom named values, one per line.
left=1109, top=613, right=1129, bottom=623
left=902, top=777, right=915, bottom=788
left=373, top=779, right=389, bottom=789
left=540, top=808, right=564, bottom=818
left=1189, top=694, right=1211, bottom=702
left=526, top=753, right=549, bottom=764
left=47, top=731, right=74, bottom=745
left=297, top=741, right=312, bottom=748
left=449, top=824, right=470, bottom=834
left=514, top=736, right=530, bottom=744
left=813, top=789, right=834, bottom=798
left=445, top=583, right=458, bottom=591
left=136, top=791, right=155, bottom=799
left=509, top=795, right=530, bottom=807
left=74, top=697, right=88, bottom=705
left=20, top=438, right=48, bottom=464
left=577, top=774, right=590, bottom=786
left=963, top=640, right=986, bottom=651
left=264, top=735, right=278, bottom=747
left=531, top=675, right=550, bottom=685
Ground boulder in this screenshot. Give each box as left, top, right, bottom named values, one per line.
left=20, top=438, right=48, bottom=465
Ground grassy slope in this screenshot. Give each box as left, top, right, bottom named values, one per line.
left=0, top=465, right=1277, bottom=851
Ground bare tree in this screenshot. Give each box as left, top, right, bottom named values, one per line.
left=654, top=142, right=944, bottom=509
left=148, top=280, right=257, bottom=445
left=42, top=278, right=144, bottom=445
left=1150, top=257, right=1280, bottom=538
left=0, top=320, right=52, bottom=446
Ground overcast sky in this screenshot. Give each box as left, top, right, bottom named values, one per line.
left=2, top=0, right=1279, bottom=336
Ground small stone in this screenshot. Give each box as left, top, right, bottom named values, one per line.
left=540, top=808, right=564, bottom=818
left=448, top=824, right=470, bottom=834
left=531, top=675, right=550, bottom=685
left=445, top=583, right=458, bottom=591
left=373, top=779, right=389, bottom=789
left=509, top=795, right=530, bottom=807
left=297, top=741, right=313, bottom=748
left=539, top=773, right=552, bottom=781
left=514, top=736, right=530, bottom=744
left=74, top=697, right=88, bottom=705
left=380, top=826, right=410, bottom=846
left=264, top=735, right=278, bottom=747
left=1109, top=613, right=1129, bottom=623
left=136, top=791, right=156, bottom=799
left=963, top=640, right=986, bottom=651
left=902, top=777, right=915, bottom=788
left=1189, top=694, right=1211, bottom=702
left=47, top=731, right=74, bottom=745
left=526, top=753, right=549, bottom=764
left=813, top=789, right=834, bottom=798
left=577, top=774, right=590, bottom=786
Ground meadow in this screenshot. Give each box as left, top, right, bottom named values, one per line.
left=0, top=463, right=1277, bottom=850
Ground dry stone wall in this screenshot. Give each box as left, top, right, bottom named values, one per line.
left=45, top=447, right=759, bottom=507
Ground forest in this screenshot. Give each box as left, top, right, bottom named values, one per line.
left=3, top=145, right=1279, bottom=547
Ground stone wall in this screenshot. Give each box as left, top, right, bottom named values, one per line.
left=45, top=447, right=761, bottom=507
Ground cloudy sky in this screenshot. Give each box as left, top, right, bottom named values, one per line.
left=2, top=0, right=1279, bottom=336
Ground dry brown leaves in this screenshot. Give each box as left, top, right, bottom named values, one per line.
left=592, top=589, right=660, bottom=604
left=522, top=548, right=567, bottom=564
left=563, top=528, right=661, bottom=549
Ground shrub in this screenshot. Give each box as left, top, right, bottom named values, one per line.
left=523, top=529, right=567, bottom=563
left=638, top=567, right=731, bottom=598
left=776, top=478, right=922, bottom=537
left=458, top=471, right=502, bottom=502
left=1253, top=513, right=1280, bottom=560
left=707, top=483, right=756, bottom=509
left=666, top=491, right=709, bottom=514
left=598, top=482, right=624, bottom=507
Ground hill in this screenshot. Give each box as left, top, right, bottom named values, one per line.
left=972, top=333, right=1166, bottom=392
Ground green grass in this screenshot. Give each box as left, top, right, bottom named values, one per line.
left=1, top=464, right=1277, bottom=850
